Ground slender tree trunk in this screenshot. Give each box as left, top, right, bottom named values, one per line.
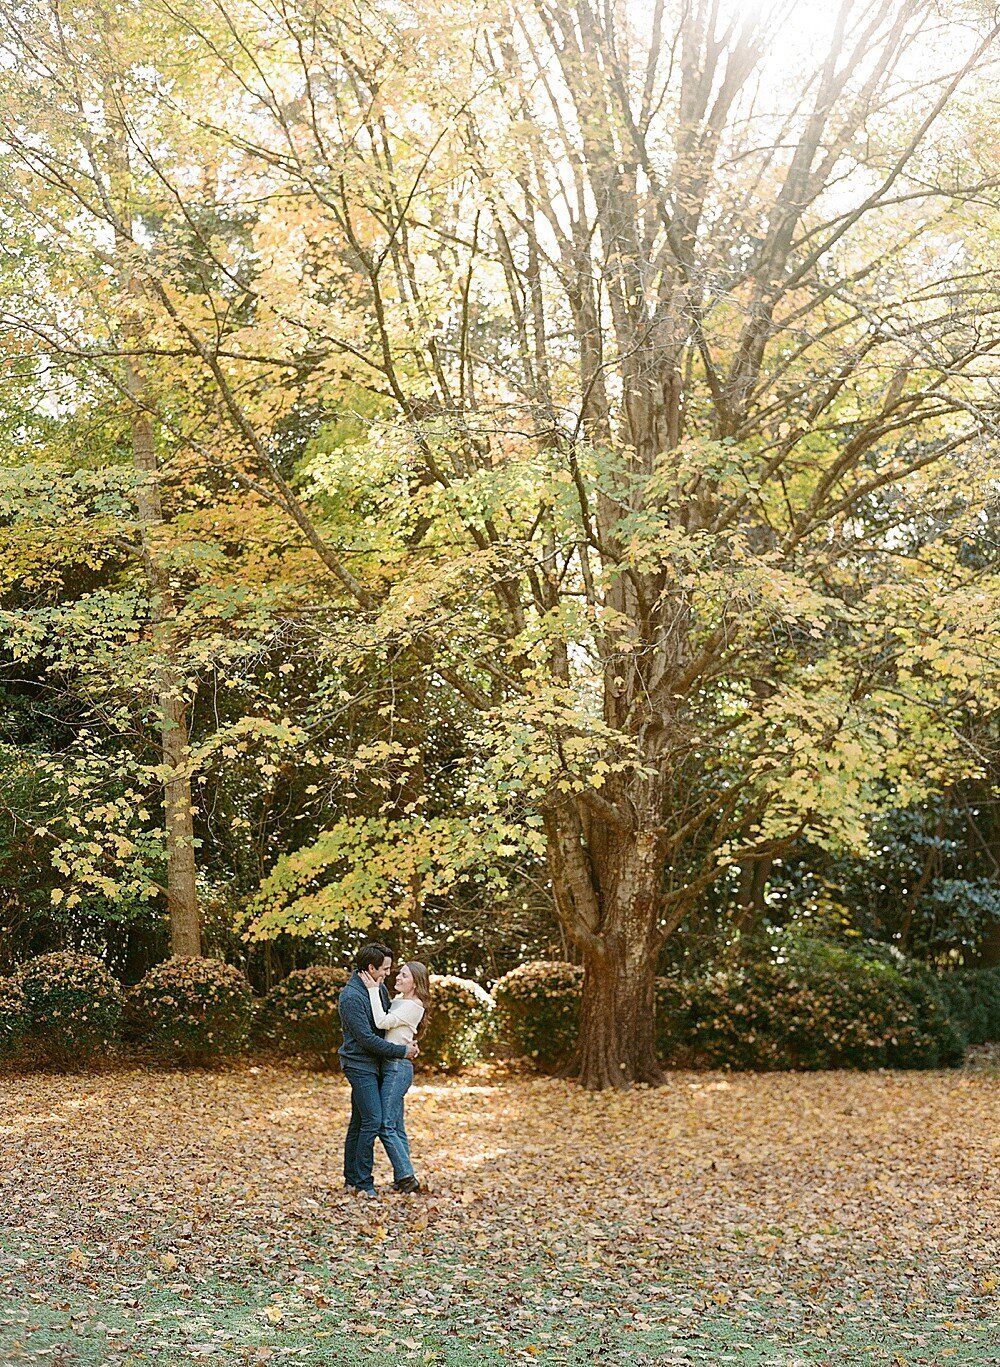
left=898, top=807, right=944, bottom=952
left=978, top=918, right=1000, bottom=968
left=387, top=651, right=427, bottom=960
left=128, top=370, right=201, bottom=956
left=102, top=71, right=201, bottom=957
left=734, top=855, right=773, bottom=936
left=160, top=681, right=200, bottom=956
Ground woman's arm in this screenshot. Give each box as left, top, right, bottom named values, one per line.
left=364, top=980, right=393, bottom=1029
left=364, top=981, right=423, bottom=1032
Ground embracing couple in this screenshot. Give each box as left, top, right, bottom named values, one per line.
left=337, top=941, right=430, bottom=1197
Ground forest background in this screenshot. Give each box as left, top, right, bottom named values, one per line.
left=2, top=0, right=999, bottom=1088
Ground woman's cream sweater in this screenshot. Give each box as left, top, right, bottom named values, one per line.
left=366, top=986, right=425, bottom=1046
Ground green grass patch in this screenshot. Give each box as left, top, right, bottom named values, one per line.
left=2, top=1233, right=997, bottom=1365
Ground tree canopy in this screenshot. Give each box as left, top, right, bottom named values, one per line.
left=2, top=0, right=999, bottom=1084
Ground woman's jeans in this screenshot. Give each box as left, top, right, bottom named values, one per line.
left=378, top=1058, right=415, bottom=1181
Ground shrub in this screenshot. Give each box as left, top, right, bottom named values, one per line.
left=967, top=966, right=1000, bottom=1042
left=258, top=965, right=349, bottom=1067
left=493, top=961, right=583, bottom=1068
left=0, top=977, right=29, bottom=1060
left=936, top=967, right=1000, bottom=1046
left=15, top=951, right=122, bottom=1064
left=657, top=937, right=966, bottom=1071
left=419, top=974, right=494, bottom=1071
left=128, top=956, right=252, bottom=1063
left=891, top=964, right=966, bottom=1068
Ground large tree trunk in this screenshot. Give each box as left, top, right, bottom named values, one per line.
left=549, top=805, right=667, bottom=1089
left=574, top=931, right=663, bottom=1089
left=128, top=373, right=201, bottom=957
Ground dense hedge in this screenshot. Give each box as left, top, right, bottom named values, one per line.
left=127, top=956, right=253, bottom=1063
left=0, top=977, right=29, bottom=1059
left=493, top=961, right=583, bottom=1067
left=420, top=974, right=494, bottom=1071
left=493, top=945, right=1000, bottom=1072
left=1, top=946, right=995, bottom=1074
left=935, top=966, right=1000, bottom=1047
left=15, top=951, right=122, bottom=1064
left=258, top=965, right=349, bottom=1067
left=657, top=940, right=966, bottom=1071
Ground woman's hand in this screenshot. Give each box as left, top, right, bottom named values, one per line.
left=359, top=969, right=378, bottom=990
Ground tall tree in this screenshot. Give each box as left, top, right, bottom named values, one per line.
left=0, top=5, right=205, bottom=952
left=116, top=168, right=201, bottom=954
left=127, top=386, right=200, bottom=954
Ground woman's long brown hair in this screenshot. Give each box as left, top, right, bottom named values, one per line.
left=406, top=961, right=431, bottom=1035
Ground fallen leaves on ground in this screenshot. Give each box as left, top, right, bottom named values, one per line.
left=0, top=1063, right=997, bottom=1364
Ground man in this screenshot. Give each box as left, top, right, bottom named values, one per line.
left=338, top=942, right=418, bottom=1196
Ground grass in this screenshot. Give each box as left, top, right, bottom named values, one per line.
left=1, top=1258, right=996, bottom=1364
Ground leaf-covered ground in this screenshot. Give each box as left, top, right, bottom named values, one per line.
left=0, top=1062, right=997, bottom=1365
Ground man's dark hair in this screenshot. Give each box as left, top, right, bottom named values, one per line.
left=356, top=942, right=393, bottom=973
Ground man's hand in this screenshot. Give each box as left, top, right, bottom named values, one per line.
left=405, top=1042, right=419, bottom=1060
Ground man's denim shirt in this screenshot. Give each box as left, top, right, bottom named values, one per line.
left=338, top=972, right=409, bottom=1073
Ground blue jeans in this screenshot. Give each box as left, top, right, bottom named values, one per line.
left=343, top=1068, right=382, bottom=1192
left=378, top=1059, right=414, bottom=1182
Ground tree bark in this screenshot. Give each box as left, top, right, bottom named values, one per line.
left=99, top=62, right=202, bottom=958
left=978, top=918, right=1000, bottom=969
left=548, top=800, right=668, bottom=1088
left=734, top=855, right=773, bottom=936
left=128, top=375, right=201, bottom=957
left=160, top=680, right=200, bottom=957
left=574, top=931, right=664, bottom=1089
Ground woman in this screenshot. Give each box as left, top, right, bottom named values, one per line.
left=360, top=960, right=429, bottom=1194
